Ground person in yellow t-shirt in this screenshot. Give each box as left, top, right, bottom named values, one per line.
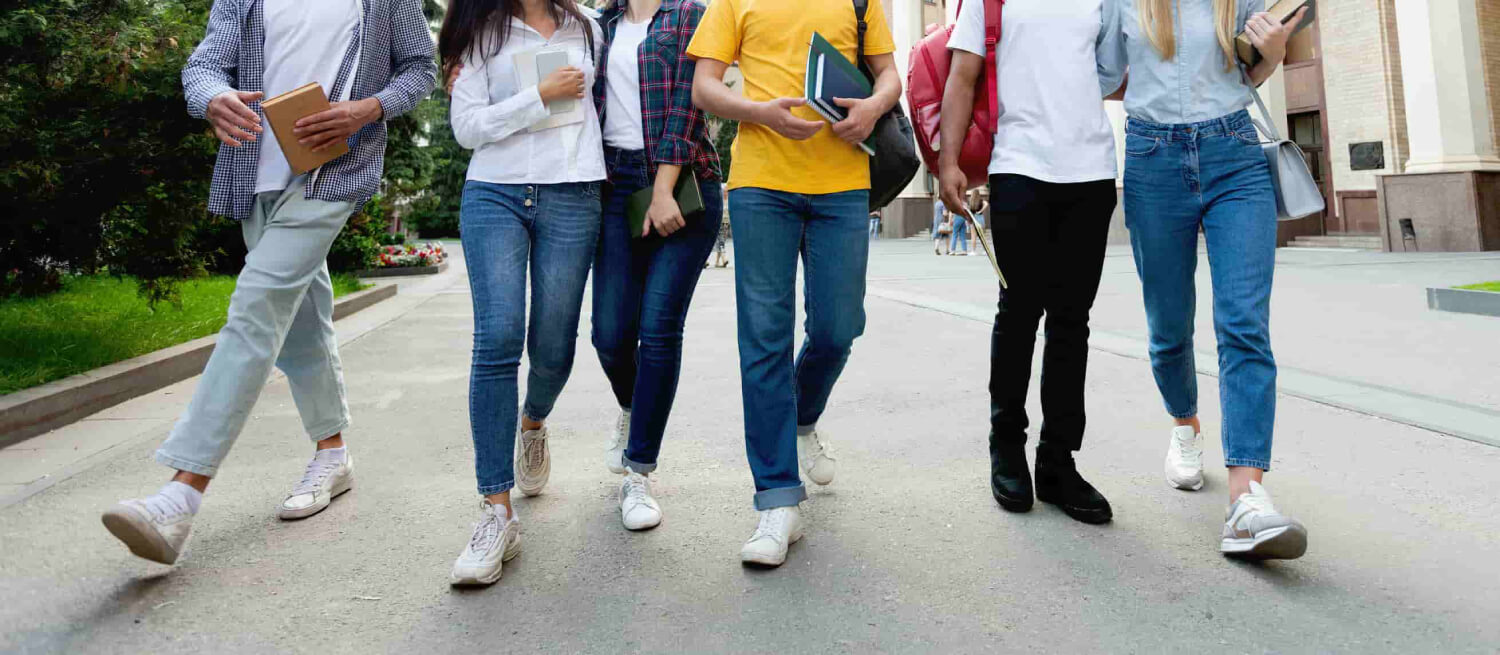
left=686, top=0, right=901, bottom=568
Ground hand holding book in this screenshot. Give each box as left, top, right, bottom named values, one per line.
left=755, top=97, right=823, bottom=141
left=829, top=97, right=881, bottom=149
left=294, top=97, right=383, bottom=152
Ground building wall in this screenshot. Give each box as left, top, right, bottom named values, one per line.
left=1320, top=0, right=1403, bottom=195
left=1478, top=0, right=1500, bottom=150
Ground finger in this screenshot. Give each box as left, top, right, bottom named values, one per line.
left=295, top=120, right=343, bottom=138
left=225, top=101, right=262, bottom=129
left=235, top=91, right=264, bottom=103
left=299, top=126, right=345, bottom=145
left=832, top=97, right=858, bottom=108
left=217, top=120, right=257, bottom=143
left=295, top=109, right=339, bottom=129
left=1288, top=7, right=1308, bottom=29
left=776, top=97, right=807, bottom=109
left=310, top=134, right=347, bottom=151
left=213, top=126, right=243, bottom=147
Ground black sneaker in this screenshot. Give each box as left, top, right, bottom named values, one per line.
left=988, top=434, right=1033, bottom=512
left=1034, top=447, right=1112, bottom=524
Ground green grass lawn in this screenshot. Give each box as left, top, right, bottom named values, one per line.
left=0, top=274, right=370, bottom=396
left=1456, top=281, right=1500, bottom=293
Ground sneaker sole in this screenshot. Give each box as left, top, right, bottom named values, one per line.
left=1036, top=490, right=1112, bottom=525
left=101, top=507, right=179, bottom=565
left=606, top=449, right=625, bottom=475
left=1166, top=473, right=1205, bottom=491
left=277, top=477, right=353, bottom=521
left=740, top=530, right=803, bottom=568
left=450, top=538, right=522, bottom=586
left=1221, top=524, right=1308, bottom=560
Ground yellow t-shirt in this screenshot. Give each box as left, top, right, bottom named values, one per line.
left=686, top=0, right=895, bottom=194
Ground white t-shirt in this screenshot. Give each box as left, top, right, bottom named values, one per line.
left=602, top=17, right=650, bottom=150
left=256, top=0, right=362, bottom=194
left=948, top=0, right=1116, bottom=183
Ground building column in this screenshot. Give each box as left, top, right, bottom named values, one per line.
left=1394, top=0, right=1500, bottom=172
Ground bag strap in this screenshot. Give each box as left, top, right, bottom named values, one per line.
left=853, top=0, right=868, bottom=70
left=984, top=0, right=1002, bottom=125
left=1240, top=64, right=1282, bottom=143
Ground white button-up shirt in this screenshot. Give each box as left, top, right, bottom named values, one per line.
left=451, top=14, right=606, bottom=184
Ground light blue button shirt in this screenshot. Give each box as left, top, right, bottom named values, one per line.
left=1098, top=0, right=1263, bottom=125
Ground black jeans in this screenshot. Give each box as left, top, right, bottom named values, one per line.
left=987, top=174, right=1117, bottom=452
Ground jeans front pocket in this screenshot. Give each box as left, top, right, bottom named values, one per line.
left=1125, top=133, right=1161, bottom=158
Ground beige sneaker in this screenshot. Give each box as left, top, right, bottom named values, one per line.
left=797, top=429, right=836, bottom=486
left=1221, top=482, right=1308, bottom=560
left=516, top=426, right=550, bottom=496
left=451, top=501, right=522, bottom=586
left=102, top=496, right=195, bottom=565
left=740, top=505, right=804, bottom=567
left=278, top=449, right=353, bottom=519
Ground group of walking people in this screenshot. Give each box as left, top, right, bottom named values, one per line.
left=100, top=0, right=1309, bottom=586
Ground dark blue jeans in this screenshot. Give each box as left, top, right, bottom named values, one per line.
left=729, top=187, right=869, bottom=510
left=592, top=147, right=722, bottom=474
left=461, top=180, right=601, bottom=495
left=1123, top=109, right=1278, bottom=471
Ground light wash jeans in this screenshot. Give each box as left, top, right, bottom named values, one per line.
left=728, top=187, right=869, bottom=510
left=156, top=177, right=354, bottom=476
left=1123, top=109, right=1278, bottom=471
left=461, top=180, right=601, bottom=495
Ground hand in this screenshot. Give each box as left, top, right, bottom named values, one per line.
left=937, top=159, right=970, bottom=217
left=1244, top=7, right=1308, bottom=64
left=206, top=90, right=264, bottom=147
left=831, top=97, right=881, bottom=148
left=538, top=66, right=586, bottom=103
left=446, top=64, right=464, bottom=95
left=754, top=97, right=823, bottom=141
left=645, top=193, right=686, bottom=237
left=293, top=97, right=383, bottom=151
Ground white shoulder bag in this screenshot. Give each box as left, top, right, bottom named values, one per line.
left=1243, top=67, right=1325, bottom=220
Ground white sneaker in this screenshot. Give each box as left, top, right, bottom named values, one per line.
left=450, top=501, right=522, bottom=586
left=797, top=429, right=836, bottom=486
left=102, top=494, right=195, bottom=565
left=1164, top=426, right=1204, bottom=491
left=1220, top=481, right=1308, bottom=560
left=278, top=448, right=354, bottom=519
left=605, top=409, right=630, bottom=474
left=619, top=471, right=662, bottom=531
left=740, top=505, right=804, bottom=567
left=516, top=426, right=550, bottom=496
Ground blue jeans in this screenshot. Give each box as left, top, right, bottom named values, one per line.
left=461, top=180, right=602, bottom=495
left=1123, top=109, right=1277, bottom=471
left=592, top=147, right=722, bottom=474
left=729, top=187, right=869, bottom=510
left=950, top=218, right=969, bottom=252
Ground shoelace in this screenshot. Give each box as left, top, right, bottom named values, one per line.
left=141, top=493, right=191, bottom=522
left=751, top=510, right=786, bottom=543
left=292, top=453, right=343, bottom=496
left=468, top=505, right=502, bottom=554
left=622, top=475, right=654, bottom=509
left=524, top=433, right=546, bottom=470
left=1174, top=434, right=1202, bottom=468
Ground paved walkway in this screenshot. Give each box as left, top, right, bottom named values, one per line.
left=2, top=241, right=1498, bottom=653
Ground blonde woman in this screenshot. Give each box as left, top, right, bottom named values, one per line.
left=1099, top=0, right=1309, bottom=560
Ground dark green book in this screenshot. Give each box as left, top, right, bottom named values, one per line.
left=627, top=173, right=705, bottom=239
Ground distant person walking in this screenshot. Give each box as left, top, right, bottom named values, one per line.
left=1100, top=0, right=1310, bottom=560
left=966, top=191, right=989, bottom=255
left=868, top=209, right=882, bottom=240
left=933, top=196, right=949, bottom=255
left=949, top=202, right=970, bottom=255
left=101, top=0, right=436, bottom=567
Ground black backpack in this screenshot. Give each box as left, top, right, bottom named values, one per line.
left=852, top=0, right=920, bottom=211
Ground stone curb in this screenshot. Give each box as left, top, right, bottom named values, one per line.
left=0, top=284, right=398, bottom=449
left=1427, top=287, right=1500, bottom=318
left=353, top=261, right=448, bottom=278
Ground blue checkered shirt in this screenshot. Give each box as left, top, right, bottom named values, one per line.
left=183, top=0, right=437, bottom=220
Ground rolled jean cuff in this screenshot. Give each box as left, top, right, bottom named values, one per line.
left=1166, top=405, right=1198, bottom=420
left=1224, top=457, right=1270, bottom=472
left=306, top=419, right=350, bottom=442
left=521, top=405, right=550, bottom=424
left=753, top=484, right=807, bottom=511
left=623, top=454, right=658, bottom=475
left=155, top=451, right=218, bottom=478
left=477, top=480, right=516, bottom=496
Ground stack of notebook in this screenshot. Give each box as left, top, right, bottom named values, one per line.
left=1235, top=0, right=1316, bottom=66
left=803, top=32, right=876, bottom=155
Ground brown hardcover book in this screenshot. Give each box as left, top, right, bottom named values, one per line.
left=1235, top=0, right=1316, bottom=66
left=261, top=82, right=348, bottom=174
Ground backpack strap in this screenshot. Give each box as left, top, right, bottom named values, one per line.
left=853, top=0, right=868, bottom=69
left=984, top=0, right=1002, bottom=126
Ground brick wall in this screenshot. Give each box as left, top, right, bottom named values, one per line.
left=1320, top=0, right=1402, bottom=193
left=1477, top=0, right=1500, bottom=151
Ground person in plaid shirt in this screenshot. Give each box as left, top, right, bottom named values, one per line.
left=102, top=0, right=435, bottom=567
left=591, top=0, right=723, bottom=534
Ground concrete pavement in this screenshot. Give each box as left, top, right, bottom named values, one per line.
left=1, top=241, right=1498, bottom=653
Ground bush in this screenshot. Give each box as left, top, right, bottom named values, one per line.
left=328, top=195, right=391, bottom=272
left=403, top=95, right=467, bottom=238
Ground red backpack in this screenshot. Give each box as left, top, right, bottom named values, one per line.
left=906, top=0, right=1002, bottom=190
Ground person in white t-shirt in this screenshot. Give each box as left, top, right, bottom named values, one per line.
left=590, top=0, right=724, bottom=536
left=937, top=0, right=1126, bottom=526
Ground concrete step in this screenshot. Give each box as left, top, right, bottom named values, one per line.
left=1286, top=235, right=1383, bottom=250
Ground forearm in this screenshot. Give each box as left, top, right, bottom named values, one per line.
left=937, top=72, right=977, bottom=168
left=654, top=164, right=683, bottom=193
left=692, top=64, right=763, bottom=125
left=869, top=65, right=901, bottom=115
left=1248, top=57, right=1279, bottom=87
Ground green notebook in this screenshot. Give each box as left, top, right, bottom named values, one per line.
left=627, top=173, right=706, bottom=239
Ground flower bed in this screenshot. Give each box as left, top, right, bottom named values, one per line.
left=374, top=242, right=446, bottom=269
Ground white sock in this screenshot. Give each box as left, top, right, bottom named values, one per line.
left=158, top=481, right=203, bottom=515
left=315, top=446, right=348, bottom=464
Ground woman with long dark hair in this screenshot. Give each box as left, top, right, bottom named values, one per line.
left=590, top=0, right=721, bottom=533
left=440, top=0, right=604, bottom=585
